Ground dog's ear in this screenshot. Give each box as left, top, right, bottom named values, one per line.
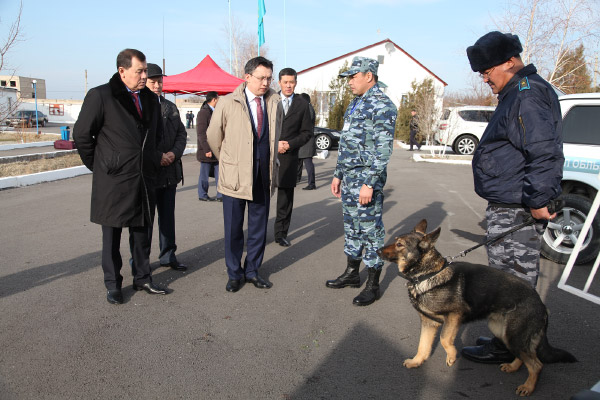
left=414, top=219, right=428, bottom=234
left=418, top=227, right=441, bottom=251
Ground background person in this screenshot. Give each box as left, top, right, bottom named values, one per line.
left=273, top=68, right=313, bottom=247
left=73, top=49, right=167, bottom=304
left=326, top=56, right=397, bottom=307
left=297, top=92, right=317, bottom=190
left=144, top=63, right=188, bottom=272
left=408, top=109, right=421, bottom=151
left=196, top=91, right=221, bottom=202
left=461, top=31, right=564, bottom=364
left=207, top=57, right=281, bottom=293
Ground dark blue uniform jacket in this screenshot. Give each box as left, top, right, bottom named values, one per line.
left=472, top=64, right=564, bottom=209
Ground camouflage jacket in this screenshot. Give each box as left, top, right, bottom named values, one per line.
left=333, top=83, right=397, bottom=190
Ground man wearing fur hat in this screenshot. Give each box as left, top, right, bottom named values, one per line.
left=461, top=32, right=564, bottom=363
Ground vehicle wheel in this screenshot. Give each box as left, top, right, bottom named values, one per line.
left=453, top=134, right=478, bottom=155
left=541, top=194, right=600, bottom=264
left=41, top=120, right=46, bottom=127
left=315, top=134, right=331, bottom=150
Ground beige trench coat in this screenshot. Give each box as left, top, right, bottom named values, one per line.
left=207, top=82, right=281, bottom=200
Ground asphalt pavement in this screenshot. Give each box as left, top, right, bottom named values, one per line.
left=0, top=148, right=598, bottom=399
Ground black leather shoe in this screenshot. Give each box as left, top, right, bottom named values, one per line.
left=226, top=279, right=242, bottom=292
left=198, top=196, right=213, bottom=202
left=215, top=197, right=223, bottom=202
left=133, top=282, right=168, bottom=295
left=461, top=338, right=514, bottom=364
left=107, top=289, right=123, bottom=304
left=302, top=185, right=316, bottom=190
left=275, top=237, right=291, bottom=247
left=161, top=261, right=187, bottom=271
left=246, top=275, right=272, bottom=289
left=476, top=336, right=493, bottom=346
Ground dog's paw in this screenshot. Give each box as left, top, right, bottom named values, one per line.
left=516, top=383, right=534, bottom=396
left=500, top=362, right=519, bottom=373
left=403, top=358, right=423, bottom=369
left=446, top=355, right=456, bottom=367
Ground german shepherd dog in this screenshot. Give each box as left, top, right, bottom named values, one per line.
left=377, top=220, right=576, bottom=397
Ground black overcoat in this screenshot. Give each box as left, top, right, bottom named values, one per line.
left=74, top=73, right=163, bottom=228
left=298, top=101, right=317, bottom=159
left=196, top=103, right=218, bottom=163
left=156, top=96, right=187, bottom=187
left=278, top=94, right=313, bottom=188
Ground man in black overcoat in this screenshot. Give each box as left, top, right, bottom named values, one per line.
left=74, top=49, right=168, bottom=304
left=274, top=68, right=313, bottom=247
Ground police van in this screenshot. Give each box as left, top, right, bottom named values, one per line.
left=541, top=93, right=600, bottom=264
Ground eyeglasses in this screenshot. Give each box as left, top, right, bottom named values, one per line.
left=251, top=74, right=273, bottom=83
left=479, top=66, right=496, bottom=80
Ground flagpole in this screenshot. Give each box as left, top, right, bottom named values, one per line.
left=229, top=0, right=232, bottom=73
left=284, top=0, right=287, bottom=66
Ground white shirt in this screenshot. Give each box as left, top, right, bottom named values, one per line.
left=282, top=93, right=294, bottom=114
left=245, top=87, right=265, bottom=131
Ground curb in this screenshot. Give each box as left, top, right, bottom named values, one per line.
left=0, top=147, right=198, bottom=190
left=0, top=141, right=56, bottom=151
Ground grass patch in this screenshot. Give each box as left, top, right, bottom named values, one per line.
left=0, top=132, right=59, bottom=143
left=0, top=153, right=83, bottom=178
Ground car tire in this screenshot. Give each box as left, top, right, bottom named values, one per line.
left=41, top=120, right=46, bottom=127
left=541, top=194, right=600, bottom=265
left=453, top=134, right=478, bottom=155
left=315, top=133, right=332, bottom=150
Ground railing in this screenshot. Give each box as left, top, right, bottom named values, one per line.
left=558, top=171, right=600, bottom=305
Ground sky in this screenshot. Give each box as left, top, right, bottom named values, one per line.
left=0, top=0, right=506, bottom=100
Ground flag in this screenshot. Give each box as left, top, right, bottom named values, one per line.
left=258, top=0, right=266, bottom=52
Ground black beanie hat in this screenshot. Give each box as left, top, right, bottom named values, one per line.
left=466, top=31, right=523, bottom=72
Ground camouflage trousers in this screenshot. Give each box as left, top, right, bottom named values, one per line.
left=486, top=206, right=546, bottom=288
left=341, top=174, right=385, bottom=269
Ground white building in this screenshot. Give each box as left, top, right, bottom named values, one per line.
left=296, top=38, right=447, bottom=124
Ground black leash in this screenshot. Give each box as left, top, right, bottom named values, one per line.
left=445, top=199, right=563, bottom=264
left=446, top=217, right=535, bottom=264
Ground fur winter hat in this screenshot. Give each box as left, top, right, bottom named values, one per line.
left=467, top=31, right=523, bottom=72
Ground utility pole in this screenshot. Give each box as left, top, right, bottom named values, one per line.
left=85, top=70, right=88, bottom=96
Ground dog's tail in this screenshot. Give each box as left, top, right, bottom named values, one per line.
left=537, top=322, right=577, bottom=364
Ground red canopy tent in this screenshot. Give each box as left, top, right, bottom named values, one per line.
left=162, top=55, right=244, bottom=95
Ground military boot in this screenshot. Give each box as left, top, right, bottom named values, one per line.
left=326, top=256, right=361, bottom=289
left=352, top=267, right=382, bottom=306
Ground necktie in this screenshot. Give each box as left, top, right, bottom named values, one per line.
left=254, top=97, right=263, bottom=138
left=283, top=98, right=289, bottom=115
left=131, top=92, right=142, bottom=118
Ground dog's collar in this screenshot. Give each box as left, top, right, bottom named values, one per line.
left=405, top=261, right=448, bottom=285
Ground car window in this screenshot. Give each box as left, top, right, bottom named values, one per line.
left=458, top=110, right=492, bottom=122
left=562, top=105, right=600, bottom=145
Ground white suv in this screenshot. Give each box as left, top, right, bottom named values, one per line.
left=541, top=93, right=600, bottom=264
left=434, top=106, right=496, bottom=155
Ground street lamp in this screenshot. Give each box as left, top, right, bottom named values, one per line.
left=32, top=80, right=38, bottom=134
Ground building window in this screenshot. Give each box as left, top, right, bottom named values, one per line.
left=377, top=55, right=384, bottom=64
left=10, top=81, right=16, bottom=87
left=316, top=91, right=336, bottom=116
left=1, top=80, right=6, bottom=86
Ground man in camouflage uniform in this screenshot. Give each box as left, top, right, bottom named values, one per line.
left=461, top=31, right=563, bottom=363
left=325, top=56, right=397, bottom=306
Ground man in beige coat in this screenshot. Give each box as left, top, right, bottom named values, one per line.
left=207, top=56, right=281, bottom=293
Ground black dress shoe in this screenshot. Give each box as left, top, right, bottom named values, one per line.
left=107, top=289, right=123, bottom=304
left=215, top=197, right=223, bottom=202
left=133, top=282, right=168, bottom=295
left=275, top=237, right=291, bottom=247
left=302, top=185, right=316, bottom=190
left=198, top=196, right=213, bottom=202
left=226, top=279, right=242, bottom=292
left=461, top=337, right=514, bottom=364
left=161, top=261, right=187, bottom=271
left=246, top=275, right=272, bottom=289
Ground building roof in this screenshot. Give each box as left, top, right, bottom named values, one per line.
left=297, top=38, right=447, bottom=86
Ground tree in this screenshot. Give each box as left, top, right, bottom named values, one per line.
left=554, top=44, right=592, bottom=93
left=444, top=75, right=497, bottom=107
left=493, top=0, right=599, bottom=92
left=0, top=1, right=23, bottom=126
left=396, top=78, right=441, bottom=149
left=326, top=62, right=352, bottom=131
left=219, top=15, right=270, bottom=78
